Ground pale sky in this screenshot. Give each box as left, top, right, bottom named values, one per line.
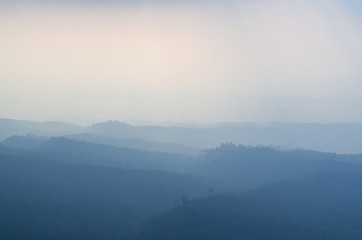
left=1, top=0, right=362, bottom=125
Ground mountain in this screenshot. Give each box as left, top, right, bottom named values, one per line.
left=1, top=133, right=199, bottom=155
left=3, top=119, right=362, bottom=154
left=33, top=137, right=193, bottom=172
left=4, top=134, right=362, bottom=190
left=132, top=170, right=362, bottom=240
left=0, top=143, right=29, bottom=155
left=0, top=118, right=83, bottom=140
left=190, top=144, right=362, bottom=190
left=1, top=135, right=194, bottom=173
left=87, top=121, right=362, bottom=154
left=0, top=152, right=214, bottom=240
left=2, top=130, right=362, bottom=240
left=1, top=134, right=48, bottom=150
left=66, top=133, right=200, bottom=155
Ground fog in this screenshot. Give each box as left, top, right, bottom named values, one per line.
left=0, top=0, right=361, bottom=125
left=3, top=2, right=362, bottom=239
left=3, top=122, right=362, bottom=239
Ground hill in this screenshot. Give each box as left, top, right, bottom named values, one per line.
left=0, top=152, right=214, bottom=240
left=3, top=119, right=362, bottom=154
left=87, top=121, right=362, bottom=154
left=133, top=170, right=362, bottom=240
left=0, top=118, right=82, bottom=140
left=190, top=144, right=362, bottom=190
left=1, top=136, right=193, bottom=173
left=66, top=133, right=200, bottom=155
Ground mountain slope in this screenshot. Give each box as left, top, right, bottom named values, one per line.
left=35, top=137, right=192, bottom=172
left=66, top=133, right=200, bottom=155
left=0, top=118, right=82, bottom=140
left=190, top=144, right=362, bottom=190
left=133, top=170, right=362, bottom=240
left=0, top=153, right=214, bottom=240
left=1, top=134, right=48, bottom=150
left=86, top=121, right=362, bottom=153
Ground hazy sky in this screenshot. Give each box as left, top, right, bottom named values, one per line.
left=1, top=0, right=362, bottom=125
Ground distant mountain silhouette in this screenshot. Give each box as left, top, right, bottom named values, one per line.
left=0, top=118, right=82, bottom=140
left=66, top=133, right=200, bottom=155
left=33, top=137, right=193, bottom=172
left=86, top=121, right=362, bottom=154
left=3, top=118, right=362, bottom=153
left=190, top=144, right=362, bottom=190
left=3, top=134, right=362, bottom=190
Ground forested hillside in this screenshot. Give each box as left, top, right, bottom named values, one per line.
left=132, top=171, right=362, bottom=240
left=0, top=152, right=213, bottom=240
left=2, top=134, right=362, bottom=239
